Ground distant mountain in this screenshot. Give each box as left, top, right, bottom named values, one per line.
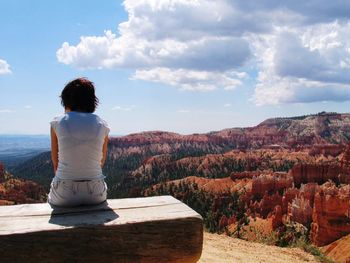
left=212, top=111, right=350, bottom=146
left=0, top=135, right=50, bottom=168
left=108, top=112, right=350, bottom=159
left=11, top=112, right=350, bottom=192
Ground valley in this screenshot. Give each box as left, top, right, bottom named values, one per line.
left=2, top=112, right=350, bottom=262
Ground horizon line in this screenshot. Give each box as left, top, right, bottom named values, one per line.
left=0, top=111, right=346, bottom=137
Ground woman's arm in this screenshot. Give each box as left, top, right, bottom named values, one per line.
left=50, top=127, right=58, bottom=173
left=101, top=135, right=109, bottom=167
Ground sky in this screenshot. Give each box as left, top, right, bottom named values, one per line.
left=1, top=0, right=350, bottom=135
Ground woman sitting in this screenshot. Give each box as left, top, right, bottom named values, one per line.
left=48, top=78, right=109, bottom=207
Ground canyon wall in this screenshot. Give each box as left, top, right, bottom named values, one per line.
left=310, top=183, right=350, bottom=246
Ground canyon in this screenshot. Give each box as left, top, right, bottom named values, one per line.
left=4, top=112, right=350, bottom=262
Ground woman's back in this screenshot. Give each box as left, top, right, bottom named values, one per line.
left=51, top=111, right=109, bottom=180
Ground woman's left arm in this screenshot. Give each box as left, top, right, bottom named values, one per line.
left=101, top=135, right=109, bottom=167
left=51, top=127, right=59, bottom=173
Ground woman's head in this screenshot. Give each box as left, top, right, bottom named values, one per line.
left=60, top=78, right=99, bottom=113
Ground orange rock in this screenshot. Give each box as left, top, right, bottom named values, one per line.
left=289, top=163, right=342, bottom=187
left=322, top=233, right=350, bottom=263
left=282, top=187, right=299, bottom=214
left=251, top=173, right=293, bottom=199
left=289, top=196, right=313, bottom=226
left=256, top=192, right=283, bottom=218
left=310, top=183, right=350, bottom=246
left=271, top=205, right=283, bottom=230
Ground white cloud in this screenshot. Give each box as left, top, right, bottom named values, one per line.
left=112, top=105, right=136, bottom=111
left=0, top=59, right=11, bottom=75
left=57, top=32, right=250, bottom=71
left=251, top=22, right=350, bottom=105
left=132, top=67, right=242, bottom=91
left=224, top=103, right=231, bottom=107
left=0, top=109, right=14, bottom=113
left=57, top=0, right=350, bottom=104
left=56, top=1, right=252, bottom=91
left=24, top=105, right=32, bottom=109
left=177, top=109, right=190, bottom=113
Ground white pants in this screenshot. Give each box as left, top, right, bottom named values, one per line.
left=48, top=177, right=107, bottom=207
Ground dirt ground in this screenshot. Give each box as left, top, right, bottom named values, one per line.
left=198, top=232, right=319, bottom=263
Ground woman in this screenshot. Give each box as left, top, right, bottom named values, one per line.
left=48, top=78, right=109, bottom=207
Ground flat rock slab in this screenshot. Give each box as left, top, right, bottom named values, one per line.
left=0, top=196, right=203, bottom=263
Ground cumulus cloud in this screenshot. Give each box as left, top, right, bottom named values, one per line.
left=57, top=32, right=250, bottom=72
left=252, top=22, right=350, bottom=105
left=112, top=105, right=136, bottom=111
left=57, top=0, right=350, bottom=103
left=132, top=68, right=242, bottom=91
left=56, top=0, right=252, bottom=91
left=0, top=59, right=11, bottom=75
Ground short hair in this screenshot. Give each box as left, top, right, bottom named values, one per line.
left=60, top=78, right=99, bottom=113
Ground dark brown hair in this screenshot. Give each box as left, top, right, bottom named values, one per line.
left=60, top=78, right=99, bottom=113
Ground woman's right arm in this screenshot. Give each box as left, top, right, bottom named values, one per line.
left=51, top=127, right=58, bottom=173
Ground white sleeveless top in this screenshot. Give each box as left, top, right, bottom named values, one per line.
left=50, top=111, right=110, bottom=180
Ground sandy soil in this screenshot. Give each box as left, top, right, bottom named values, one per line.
left=198, top=232, right=319, bottom=263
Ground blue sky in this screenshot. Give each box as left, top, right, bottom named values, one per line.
left=1, top=0, right=350, bottom=135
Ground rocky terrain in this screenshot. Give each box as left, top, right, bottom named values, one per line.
left=0, top=162, right=46, bottom=205
left=141, top=147, right=350, bottom=262
left=6, top=112, right=350, bottom=262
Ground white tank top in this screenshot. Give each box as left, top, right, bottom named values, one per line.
left=50, top=111, right=109, bottom=180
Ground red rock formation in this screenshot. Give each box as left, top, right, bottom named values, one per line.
left=231, top=171, right=261, bottom=180
left=322, top=233, right=350, bottom=263
left=251, top=173, right=293, bottom=199
left=271, top=205, right=283, bottom=230
left=289, top=163, right=342, bottom=187
left=289, top=196, right=313, bottom=226
left=339, top=143, right=350, bottom=184
left=0, top=162, right=4, bottom=183
left=341, top=142, right=350, bottom=168
left=338, top=172, right=350, bottom=184
left=310, top=182, right=350, bottom=246
left=309, top=144, right=344, bottom=157
left=0, top=164, right=46, bottom=205
left=136, top=135, right=350, bottom=247
left=287, top=183, right=318, bottom=226
left=298, top=183, right=318, bottom=204
left=110, top=113, right=350, bottom=158
left=255, top=192, right=283, bottom=218
left=282, top=187, right=299, bottom=214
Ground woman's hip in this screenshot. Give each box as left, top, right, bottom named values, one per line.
left=48, top=177, right=107, bottom=206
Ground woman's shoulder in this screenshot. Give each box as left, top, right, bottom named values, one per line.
left=92, top=114, right=108, bottom=126
left=50, top=114, right=66, bottom=125
left=93, top=114, right=110, bottom=136
left=51, top=114, right=66, bottom=121
left=50, top=114, right=67, bottom=131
